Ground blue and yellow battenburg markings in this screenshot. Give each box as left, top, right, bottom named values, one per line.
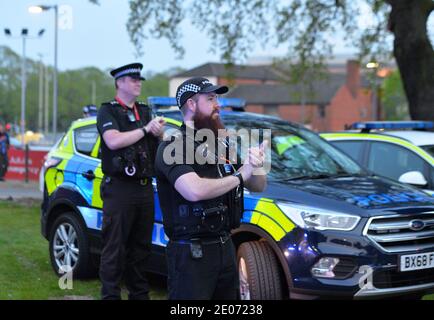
left=243, top=196, right=295, bottom=241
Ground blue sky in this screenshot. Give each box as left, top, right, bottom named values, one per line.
left=1, top=1, right=432, bottom=74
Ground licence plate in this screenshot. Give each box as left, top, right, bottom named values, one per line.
left=400, top=252, right=434, bottom=272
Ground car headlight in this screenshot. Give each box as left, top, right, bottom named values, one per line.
left=277, top=202, right=360, bottom=231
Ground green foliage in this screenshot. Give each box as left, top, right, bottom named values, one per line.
left=0, top=46, right=169, bottom=132
left=381, top=70, right=410, bottom=120
left=0, top=200, right=167, bottom=299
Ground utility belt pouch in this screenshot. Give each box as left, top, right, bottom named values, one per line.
left=201, top=203, right=227, bottom=232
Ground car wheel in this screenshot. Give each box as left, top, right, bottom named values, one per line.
left=237, top=240, right=283, bottom=300
left=49, top=212, right=96, bottom=279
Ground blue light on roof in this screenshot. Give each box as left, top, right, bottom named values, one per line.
left=147, top=96, right=246, bottom=108
left=148, top=97, right=177, bottom=107
left=217, top=98, right=246, bottom=108
left=351, top=121, right=434, bottom=130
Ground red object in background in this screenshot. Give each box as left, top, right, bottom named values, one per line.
left=5, top=146, right=48, bottom=181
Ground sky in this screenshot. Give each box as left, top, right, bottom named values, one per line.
left=0, top=1, right=432, bottom=74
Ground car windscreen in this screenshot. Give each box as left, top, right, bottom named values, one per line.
left=421, top=145, right=434, bottom=158
left=222, top=115, right=364, bottom=181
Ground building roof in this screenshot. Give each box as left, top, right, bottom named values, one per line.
left=174, top=62, right=282, bottom=81
left=226, top=73, right=352, bottom=105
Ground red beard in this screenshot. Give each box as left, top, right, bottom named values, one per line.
left=193, top=109, right=226, bottom=136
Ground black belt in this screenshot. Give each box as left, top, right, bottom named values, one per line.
left=171, top=234, right=231, bottom=245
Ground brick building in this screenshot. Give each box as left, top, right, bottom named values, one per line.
left=170, top=60, right=378, bottom=132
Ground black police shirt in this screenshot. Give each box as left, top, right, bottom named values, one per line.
left=155, top=124, right=241, bottom=239
left=96, top=99, right=157, bottom=179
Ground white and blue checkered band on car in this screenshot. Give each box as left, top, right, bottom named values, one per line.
left=176, top=84, right=202, bottom=106
left=115, top=68, right=141, bottom=78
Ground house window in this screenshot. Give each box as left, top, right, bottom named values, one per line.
left=318, top=105, right=326, bottom=118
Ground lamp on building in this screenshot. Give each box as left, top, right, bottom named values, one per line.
left=366, top=60, right=380, bottom=121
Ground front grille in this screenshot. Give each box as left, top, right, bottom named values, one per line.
left=373, top=268, right=434, bottom=289
left=365, top=212, right=434, bottom=253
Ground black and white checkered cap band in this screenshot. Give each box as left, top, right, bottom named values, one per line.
left=176, top=83, right=202, bottom=106
left=114, top=68, right=141, bottom=79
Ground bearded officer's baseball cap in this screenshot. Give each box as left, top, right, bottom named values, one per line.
left=110, top=62, right=145, bottom=81
left=176, top=77, right=228, bottom=108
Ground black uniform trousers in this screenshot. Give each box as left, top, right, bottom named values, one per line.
left=166, top=237, right=238, bottom=300
left=99, top=176, right=154, bottom=300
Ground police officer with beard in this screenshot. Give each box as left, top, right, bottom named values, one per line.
left=155, top=77, right=268, bottom=299
left=97, top=63, right=165, bottom=300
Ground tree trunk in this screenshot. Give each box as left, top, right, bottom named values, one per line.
left=387, top=0, right=434, bottom=120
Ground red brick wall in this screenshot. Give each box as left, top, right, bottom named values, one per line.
left=327, top=85, right=372, bottom=131
left=245, top=104, right=264, bottom=114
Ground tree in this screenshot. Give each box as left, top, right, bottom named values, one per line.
left=102, top=0, right=433, bottom=121
left=381, top=70, right=410, bottom=120
left=0, top=46, right=169, bottom=133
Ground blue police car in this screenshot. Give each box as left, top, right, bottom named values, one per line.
left=41, top=98, right=434, bottom=299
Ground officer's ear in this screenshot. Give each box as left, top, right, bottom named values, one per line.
left=185, top=98, right=197, bottom=114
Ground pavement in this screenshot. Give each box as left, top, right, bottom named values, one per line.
left=0, top=179, right=42, bottom=200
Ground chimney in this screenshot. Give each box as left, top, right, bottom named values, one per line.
left=346, top=60, right=360, bottom=98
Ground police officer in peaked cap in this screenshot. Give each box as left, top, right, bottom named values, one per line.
left=155, top=77, right=268, bottom=299
left=96, top=62, right=165, bottom=300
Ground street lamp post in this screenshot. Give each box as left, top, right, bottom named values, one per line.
left=366, top=61, right=380, bottom=121
left=29, top=4, right=58, bottom=142
left=3, top=28, right=45, bottom=145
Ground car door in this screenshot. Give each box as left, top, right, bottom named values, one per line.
left=329, top=140, right=367, bottom=165
left=74, top=124, right=102, bottom=208
left=366, top=141, right=431, bottom=191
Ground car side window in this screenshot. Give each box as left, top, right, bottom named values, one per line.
left=368, top=141, right=426, bottom=181
left=74, top=125, right=99, bottom=157
left=330, top=140, right=364, bottom=163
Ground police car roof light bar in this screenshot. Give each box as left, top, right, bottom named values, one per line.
left=147, top=96, right=246, bottom=111
left=350, top=121, right=434, bottom=133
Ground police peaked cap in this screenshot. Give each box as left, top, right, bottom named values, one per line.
left=175, top=77, right=228, bottom=108
left=110, top=62, right=146, bottom=81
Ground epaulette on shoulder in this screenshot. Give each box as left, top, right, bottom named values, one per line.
left=136, top=101, right=148, bottom=108
left=101, top=100, right=118, bottom=107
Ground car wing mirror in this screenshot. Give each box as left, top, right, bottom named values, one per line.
left=398, top=171, right=428, bottom=187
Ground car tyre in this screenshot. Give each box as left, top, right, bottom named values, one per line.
left=237, top=240, right=283, bottom=300
left=49, top=212, right=96, bottom=279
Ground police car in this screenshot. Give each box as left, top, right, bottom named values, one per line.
left=321, top=121, right=434, bottom=196
left=41, top=100, right=434, bottom=299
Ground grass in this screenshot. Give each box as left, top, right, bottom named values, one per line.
left=0, top=200, right=167, bottom=300
left=0, top=200, right=433, bottom=300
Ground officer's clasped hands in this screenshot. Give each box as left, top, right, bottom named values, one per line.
left=144, top=116, right=165, bottom=137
